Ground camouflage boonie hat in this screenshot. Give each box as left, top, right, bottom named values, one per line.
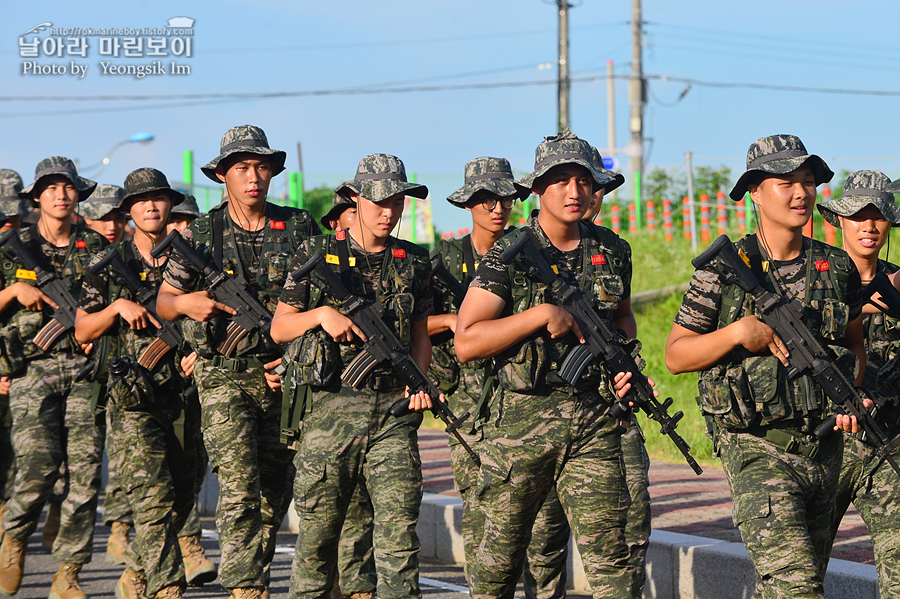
left=0, top=169, right=28, bottom=217
left=336, top=154, right=428, bottom=203
left=171, top=194, right=201, bottom=218
left=201, top=125, right=287, bottom=183
left=589, top=147, right=625, bottom=194
left=122, top=168, right=185, bottom=210
left=817, top=170, right=900, bottom=227
left=729, top=134, right=833, bottom=201
left=76, top=184, right=125, bottom=220
left=20, top=156, right=96, bottom=202
left=514, top=128, right=616, bottom=194
left=320, top=183, right=356, bottom=230
left=886, top=177, right=900, bottom=194
left=446, top=157, right=528, bottom=208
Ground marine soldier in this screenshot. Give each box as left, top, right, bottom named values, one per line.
left=0, top=157, right=108, bottom=599
left=665, top=134, right=865, bottom=598
left=77, top=186, right=128, bottom=244
left=271, top=154, right=434, bottom=599
left=157, top=125, right=320, bottom=599
left=817, top=171, right=900, bottom=598
left=166, top=194, right=201, bottom=235
left=75, top=168, right=198, bottom=599
left=454, top=129, right=639, bottom=599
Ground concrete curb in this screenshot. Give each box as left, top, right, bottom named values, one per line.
left=413, top=493, right=882, bottom=599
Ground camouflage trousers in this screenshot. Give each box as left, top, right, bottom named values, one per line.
left=103, top=430, right=134, bottom=525
left=621, top=422, right=651, bottom=596
left=334, top=476, right=376, bottom=597
left=290, top=383, right=424, bottom=599
left=828, top=436, right=900, bottom=599
left=471, top=387, right=631, bottom=599
left=718, top=429, right=842, bottom=599
left=0, top=393, right=14, bottom=503
left=106, top=388, right=198, bottom=596
left=194, top=357, right=296, bottom=591
left=174, top=394, right=208, bottom=540
left=2, top=352, right=104, bottom=564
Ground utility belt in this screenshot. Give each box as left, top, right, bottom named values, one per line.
left=209, top=354, right=276, bottom=372
left=743, top=424, right=822, bottom=459
left=358, top=370, right=403, bottom=392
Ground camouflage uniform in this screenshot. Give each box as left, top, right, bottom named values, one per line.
left=163, top=124, right=319, bottom=593
left=677, top=135, right=860, bottom=599
left=0, top=158, right=108, bottom=569
left=0, top=170, right=27, bottom=511
left=434, top=156, right=578, bottom=598
left=283, top=154, right=432, bottom=599
left=818, top=171, right=900, bottom=599
left=468, top=203, right=634, bottom=599
left=78, top=169, right=198, bottom=597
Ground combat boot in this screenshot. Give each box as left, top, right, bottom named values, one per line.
left=0, top=531, right=26, bottom=596
left=154, top=586, right=183, bottom=599
left=48, top=563, right=87, bottom=599
left=106, top=522, right=132, bottom=565
left=116, top=568, right=148, bottom=599
left=42, top=502, right=61, bottom=551
left=177, top=535, right=216, bottom=586
left=228, top=588, right=261, bottom=599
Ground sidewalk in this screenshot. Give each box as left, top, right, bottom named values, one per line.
left=418, top=428, right=876, bottom=566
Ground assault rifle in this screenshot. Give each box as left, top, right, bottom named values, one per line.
left=693, top=234, right=900, bottom=476
left=431, top=256, right=468, bottom=307
left=0, top=229, right=79, bottom=351
left=500, top=229, right=703, bottom=475
left=151, top=230, right=282, bottom=359
left=90, top=249, right=184, bottom=370
left=293, top=251, right=480, bottom=466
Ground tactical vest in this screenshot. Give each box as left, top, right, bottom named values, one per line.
left=864, top=260, right=900, bottom=371
left=493, top=220, right=630, bottom=393
left=0, top=224, right=104, bottom=367
left=697, top=235, right=856, bottom=432
left=180, top=202, right=316, bottom=358
left=287, top=231, right=430, bottom=389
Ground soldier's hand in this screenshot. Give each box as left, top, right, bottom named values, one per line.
left=543, top=305, right=584, bottom=342
left=177, top=291, right=236, bottom=322
left=406, top=388, right=437, bottom=413
left=263, top=358, right=282, bottom=393
left=13, top=282, right=56, bottom=311
left=317, top=306, right=366, bottom=343
left=0, top=376, right=10, bottom=395
left=180, top=352, right=197, bottom=378
left=79, top=341, right=93, bottom=356
left=834, top=397, right=875, bottom=434
left=114, top=299, right=162, bottom=331
left=612, top=371, right=657, bottom=404
left=734, top=316, right=789, bottom=366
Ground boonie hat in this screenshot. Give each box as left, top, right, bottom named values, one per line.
left=20, top=156, right=96, bottom=202
left=171, top=194, right=202, bottom=218
left=515, top=128, right=617, bottom=194
left=336, top=154, right=428, bottom=203
left=320, top=183, right=356, bottom=231
left=589, top=147, right=625, bottom=194
left=201, top=125, right=287, bottom=183
left=729, top=134, right=833, bottom=201
left=76, top=184, right=125, bottom=220
left=122, top=168, right=185, bottom=210
left=0, top=170, right=29, bottom=216
left=446, top=157, right=529, bottom=207
left=817, top=170, right=900, bottom=227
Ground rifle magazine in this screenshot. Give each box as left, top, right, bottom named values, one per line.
left=341, top=350, right=380, bottom=388
left=559, top=344, right=594, bottom=385
left=216, top=322, right=249, bottom=357
left=33, top=319, right=67, bottom=351
left=137, top=338, right=172, bottom=370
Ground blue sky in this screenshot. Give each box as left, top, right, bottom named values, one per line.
left=2, top=1, right=899, bottom=233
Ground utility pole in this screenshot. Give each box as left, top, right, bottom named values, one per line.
left=629, top=0, right=644, bottom=177
left=606, top=60, right=617, bottom=202
left=557, top=0, right=569, bottom=131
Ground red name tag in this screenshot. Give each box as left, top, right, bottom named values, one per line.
left=75, top=240, right=87, bottom=249
left=270, top=221, right=285, bottom=230
left=392, top=249, right=406, bottom=258
left=815, top=260, right=830, bottom=272
left=336, top=230, right=346, bottom=240
left=591, top=254, right=607, bottom=265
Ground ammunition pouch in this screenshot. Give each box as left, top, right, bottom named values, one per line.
left=497, top=336, right=548, bottom=392
left=285, top=328, right=340, bottom=388
left=0, top=322, right=26, bottom=377
left=107, top=360, right=157, bottom=411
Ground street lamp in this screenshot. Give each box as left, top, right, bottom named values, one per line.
left=80, top=132, right=155, bottom=177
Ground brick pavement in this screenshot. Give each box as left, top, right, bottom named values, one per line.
left=418, top=428, right=877, bottom=565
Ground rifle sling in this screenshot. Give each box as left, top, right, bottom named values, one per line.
left=461, top=234, right=476, bottom=284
